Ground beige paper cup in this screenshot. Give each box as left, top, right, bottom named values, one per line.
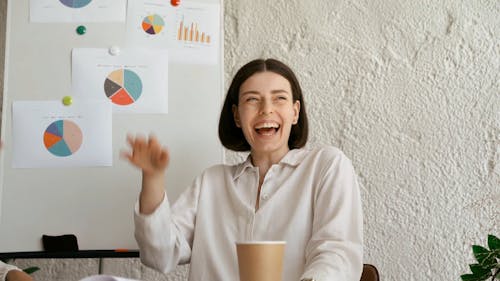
left=236, top=241, right=286, bottom=281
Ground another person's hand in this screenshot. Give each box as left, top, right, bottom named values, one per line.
left=122, top=134, right=170, bottom=176
left=6, top=270, right=33, bottom=281
left=1, top=148, right=31, bottom=281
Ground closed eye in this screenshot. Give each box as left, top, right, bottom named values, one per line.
left=245, top=97, right=258, bottom=102
left=274, top=95, right=289, bottom=103
left=271, top=90, right=292, bottom=102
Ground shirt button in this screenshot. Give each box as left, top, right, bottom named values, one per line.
left=261, top=193, right=269, bottom=200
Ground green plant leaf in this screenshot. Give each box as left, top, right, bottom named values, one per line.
left=473, top=245, right=497, bottom=268
left=461, top=273, right=491, bottom=281
left=461, top=274, right=477, bottom=281
left=474, top=245, right=490, bottom=257
left=470, top=264, right=491, bottom=275
left=23, top=266, right=40, bottom=275
left=489, top=235, right=500, bottom=251
left=494, top=249, right=500, bottom=258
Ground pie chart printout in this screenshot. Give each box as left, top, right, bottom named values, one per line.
left=43, top=120, right=83, bottom=157
left=142, top=14, right=165, bottom=35
left=59, top=0, right=92, bottom=9
left=104, top=69, right=143, bottom=106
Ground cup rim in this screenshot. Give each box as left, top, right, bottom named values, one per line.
left=235, top=241, right=286, bottom=245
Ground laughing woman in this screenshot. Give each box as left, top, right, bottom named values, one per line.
left=124, top=59, right=363, bottom=281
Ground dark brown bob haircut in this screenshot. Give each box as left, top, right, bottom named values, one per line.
left=218, top=58, right=309, bottom=152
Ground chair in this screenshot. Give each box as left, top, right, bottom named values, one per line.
left=360, top=264, right=379, bottom=281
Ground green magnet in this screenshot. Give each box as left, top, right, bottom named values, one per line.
left=76, top=25, right=86, bottom=35
left=62, top=96, right=73, bottom=106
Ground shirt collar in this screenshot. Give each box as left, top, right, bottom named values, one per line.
left=232, top=148, right=308, bottom=180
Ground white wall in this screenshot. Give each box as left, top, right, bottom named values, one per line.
left=2, top=0, right=499, bottom=280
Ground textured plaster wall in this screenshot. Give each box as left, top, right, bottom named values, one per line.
left=223, top=1, right=499, bottom=280
left=2, top=0, right=499, bottom=280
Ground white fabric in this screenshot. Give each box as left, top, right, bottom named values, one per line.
left=134, top=146, right=363, bottom=281
left=0, top=261, right=21, bottom=281
left=79, top=275, right=139, bottom=281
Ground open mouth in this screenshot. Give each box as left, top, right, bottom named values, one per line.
left=254, top=122, right=280, bottom=136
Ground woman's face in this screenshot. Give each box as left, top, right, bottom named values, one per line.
left=233, top=71, right=300, bottom=157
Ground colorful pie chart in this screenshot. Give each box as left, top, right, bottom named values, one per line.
left=142, top=14, right=165, bottom=35
left=59, top=0, right=92, bottom=8
left=43, top=120, right=83, bottom=157
left=104, top=69, right=143, bottom=106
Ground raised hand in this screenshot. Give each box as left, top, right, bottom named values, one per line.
left=122, top=134, right=170, bottom=176
left=122, top=134, right=169, bottom=214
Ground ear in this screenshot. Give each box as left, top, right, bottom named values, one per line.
left=292, top=100, right=300, bottom=125
left=232, top=105, right=241, bottom=127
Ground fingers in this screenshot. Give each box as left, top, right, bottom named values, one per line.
left=126, top=133, right=134, bottom=147
left=148, top=134, right=158, bottom=146
left=123, top=133, right=169, bottom=171
left=128, top=135, right=149, bottom=164
left=119, top=150, right=131, bottom=160
left=150, top=143, right=162, bottom=162
left=149, top=139, right=170, bottom=168
left=159, top=149, right=170, bottom=168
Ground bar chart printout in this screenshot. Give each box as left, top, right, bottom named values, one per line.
left=177, top=17, right=211, bottom=44
left=168, top=1, right=220, bottom=64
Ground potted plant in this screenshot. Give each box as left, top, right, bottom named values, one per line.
left=461, top=234, right=500, bottom=281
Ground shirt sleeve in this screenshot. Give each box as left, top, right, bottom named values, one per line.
left=301, top=148, right=364, bottom=281
left=0, top=261, right=22, bottom=281
left=134, top=178, right=201, bottom=273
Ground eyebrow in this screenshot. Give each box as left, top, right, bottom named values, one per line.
left=240, top=89, right=291, bottom=96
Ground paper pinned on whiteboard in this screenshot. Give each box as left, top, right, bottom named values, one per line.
left=126, top=0, right=220, bottom=65
left=12, top=100, right=112, bottom=168
left=72, top=48, right=169, bottom=114
left=30, top=0, right=127, bottom=22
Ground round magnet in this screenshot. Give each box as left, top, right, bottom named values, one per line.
left=109, top=46, right=121, bottom=56
left=62, top=96, right=73, bottom=106
left=171, top=0, right=180, bottom=7
left=76, top=25, right=86, bottom=35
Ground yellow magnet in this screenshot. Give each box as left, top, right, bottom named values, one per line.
left=62, top=96, right=73, bottom=106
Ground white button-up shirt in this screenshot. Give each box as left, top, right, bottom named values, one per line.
left=134, top=146, right=363, bottom=281
left=0, top=261, right=21, bottom=281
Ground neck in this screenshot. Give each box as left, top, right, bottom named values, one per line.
left=250, top=148, right=290, bottom=211
left=250, top=147, right=290, bottom=177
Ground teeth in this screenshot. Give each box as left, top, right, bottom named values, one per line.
left=255, top=122, right=279, bottom=129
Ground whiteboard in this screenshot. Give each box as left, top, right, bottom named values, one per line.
left=0, top=0, right=223, bottom=252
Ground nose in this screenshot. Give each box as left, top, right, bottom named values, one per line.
left=259, top=99, right=273, bottom=115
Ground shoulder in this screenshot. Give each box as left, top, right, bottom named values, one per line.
left=298, top=145, right=355, bottom=178
left=203, top=162, right=239, bottom=172
left=197, top=163, right=238, bottom=179
left=304, top=145, right=351, bottom=164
